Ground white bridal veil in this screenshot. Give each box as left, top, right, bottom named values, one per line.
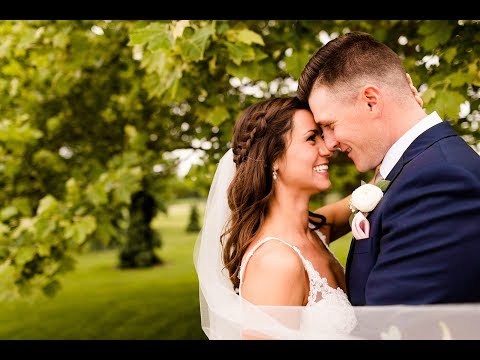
left=193, top=149, right=480, bottom=340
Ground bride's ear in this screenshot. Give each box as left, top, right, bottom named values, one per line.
left=272, top=163, right=279, bottom=181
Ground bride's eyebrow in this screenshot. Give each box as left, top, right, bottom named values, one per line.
left=303, top=129, right=320, bottom=135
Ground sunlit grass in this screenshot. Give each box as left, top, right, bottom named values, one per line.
left=0, top=199, right=207, bottom=340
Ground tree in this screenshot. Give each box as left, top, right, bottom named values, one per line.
left=186, top=204, right=201, bottom=233
left=119, top=191, right=162, bottom=268
left=0, top=20, right=188, bottom=299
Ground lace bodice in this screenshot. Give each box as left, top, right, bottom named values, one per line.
left=238, top=232, right=357, bottom=338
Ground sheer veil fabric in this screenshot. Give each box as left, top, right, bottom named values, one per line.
left=193, top=149, right=480, bottom=340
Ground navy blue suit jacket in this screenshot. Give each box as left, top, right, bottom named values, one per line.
left=346, top=121, right=480, bottom=305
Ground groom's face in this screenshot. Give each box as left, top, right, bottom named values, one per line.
left=308, top=86, right=384, bottom=173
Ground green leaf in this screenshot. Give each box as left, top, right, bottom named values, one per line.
left=418, top=21, right=454, bottom=51
left=0, top=206, right=18, bottom=221
left=360, top=180, right=367, bottom=186
left=226, top=59, right=278, bottom=82
left=34, top=217, right=56, bottom=240
left=376, top=180, right=391, bottom=192
left=0, top=122, right=43, bottom=143
left=422, top=88, right=436, bottom=103
left=147, top=33, right=173, bottom=51
left=128, top=23, right=171, bottom=48
left=284, top=50, right=312, bottom=79
left=141, top=52, right=183, bottom=99
left=0, top=223, right=9, bottom=237
left=86, top=181, right=108, bottom=207
left=253, top=48, right=269, bottom=62
left=94, top=216, right=117, bottom=246
left=0, top=245, right=10, bottom=261
left=113, top=167, right=143, bottom=204
left=236, top=29, right=264, bottom=46
left=205, top=106, right=230, bottom=127
left=65, top=215, right=97, bottom=246
left=467, top=62, right=480, bottom=86
left=225, top=42, right=255, bottom=66
left=15, top=246, right=36, bottom=266
left=434, top=90, right=465, bottom=120
left=37, top=244, right=50, bottom=257
left=76, top=215, right=97, bottom=241
left=171, top=20, right=190, bottom=39
left=445, top=72, right=472, bottom=88
left=11, top=197, right=31, bottom=217
left=443, top=47, right=457, bottom=64
left=177, top=24, right=215, bottom=62
left=65, top=178, right=80, bottom=205
left=11, top=218, right=34, bottom=239
left=36, top=195, right=59, bottom=216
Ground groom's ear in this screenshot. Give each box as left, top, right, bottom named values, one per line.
left=360, top=85, right=382, bottom=114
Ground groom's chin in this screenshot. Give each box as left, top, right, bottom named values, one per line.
left=353, top=162, right=370, bottom=173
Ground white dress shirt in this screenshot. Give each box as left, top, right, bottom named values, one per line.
left=379, top=111, right=443, bottom=179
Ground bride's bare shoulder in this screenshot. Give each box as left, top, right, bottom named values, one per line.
left=241, top=238, right=307, bottom=303
left=246, top=238, right=304, bottom=271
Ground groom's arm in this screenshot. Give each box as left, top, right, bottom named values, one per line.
left=365, top=162, right=480, bottom=304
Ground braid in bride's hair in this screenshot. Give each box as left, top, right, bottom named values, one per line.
left=222, top=96, right=316, bottom=289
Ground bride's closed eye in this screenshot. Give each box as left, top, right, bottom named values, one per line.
left=307, top=129, right=323, bottom=143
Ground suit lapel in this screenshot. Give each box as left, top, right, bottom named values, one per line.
left=345, top=121, right=458, bottom=299
left=385, top=121, right=457, bottom=185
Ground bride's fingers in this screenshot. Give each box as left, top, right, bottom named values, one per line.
left=414, top=92, right=423, bottom=108
left=406, top=73, right=424, bottom=108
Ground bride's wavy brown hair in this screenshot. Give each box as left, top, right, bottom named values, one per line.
left=222, top=96, right=326, bottom=289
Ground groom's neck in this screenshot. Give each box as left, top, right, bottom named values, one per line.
left=386, top=103, right=428, bottom=146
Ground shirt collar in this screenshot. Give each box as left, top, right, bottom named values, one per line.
left=379, top=111, right=443, bottom=179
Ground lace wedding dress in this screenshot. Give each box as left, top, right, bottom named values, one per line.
left=238, top=231, right=358, bottom=339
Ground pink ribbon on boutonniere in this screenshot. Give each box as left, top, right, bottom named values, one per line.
left=351, top=212, right=370, bottom=240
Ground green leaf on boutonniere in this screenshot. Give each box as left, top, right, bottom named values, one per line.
left=376, top=179, right=391, bottom=192
left=349, top=212, right=355, bottom=227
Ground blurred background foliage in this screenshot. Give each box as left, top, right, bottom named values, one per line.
left=0, top=20, right=479, bottom=301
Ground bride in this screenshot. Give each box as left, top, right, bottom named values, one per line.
left=195, top=95, right=362, bottom=339
left=194, top=89, right=480, bottom=340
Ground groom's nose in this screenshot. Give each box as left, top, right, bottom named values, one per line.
left=323, top=132, right=339, bottom=152
left=318, top=139, right=333, bottom=158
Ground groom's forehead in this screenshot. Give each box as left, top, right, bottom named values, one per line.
left=309, top=88, right=338, bottom=121
left=312, top=111, right=336, bottom=124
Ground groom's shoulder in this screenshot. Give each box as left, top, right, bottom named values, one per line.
left=430, top=134, right=480, bottom=167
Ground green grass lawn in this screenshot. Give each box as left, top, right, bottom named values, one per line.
left=0, top=200, right=207, bottom=340
left=0, top=198, right=350, bottom=340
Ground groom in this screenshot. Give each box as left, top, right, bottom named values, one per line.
left=297, top=32, right=480, bottom=305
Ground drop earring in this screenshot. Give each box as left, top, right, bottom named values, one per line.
left=272, top=169, right=278, bottom=180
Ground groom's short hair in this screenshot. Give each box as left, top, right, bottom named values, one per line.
left=297, top=31, right=411, bottom=103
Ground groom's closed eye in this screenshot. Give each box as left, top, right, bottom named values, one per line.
left=317, top=125, right=325, bottom=139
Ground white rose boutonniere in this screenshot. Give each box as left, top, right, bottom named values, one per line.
left=349, top=180, right=390, bottom=240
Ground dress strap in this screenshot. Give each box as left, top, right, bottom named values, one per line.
left=238, top=237, right=309, bottom=295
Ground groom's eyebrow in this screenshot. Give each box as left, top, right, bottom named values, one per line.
left=314, top=112, right=336, bottom=124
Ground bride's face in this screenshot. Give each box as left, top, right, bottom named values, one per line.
left=275, top=109, right=332, bottom=194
